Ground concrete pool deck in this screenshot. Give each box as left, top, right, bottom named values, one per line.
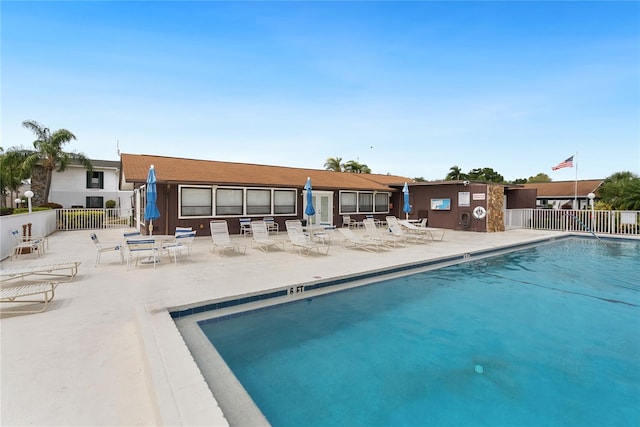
left=1, top=227, right=569, bottom=426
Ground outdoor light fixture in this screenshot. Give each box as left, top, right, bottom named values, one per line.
left=24, top=190, right=35, bottom=213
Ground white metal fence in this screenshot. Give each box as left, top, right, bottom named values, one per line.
left=55, top=208, right=134, bottom=231
left=505, top=209, right=640, bottom=236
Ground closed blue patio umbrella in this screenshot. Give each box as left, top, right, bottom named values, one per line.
left=145, top=164, right=160, bottom=235
left=304, top=177, right=315, bottom=225
left=402, top=182, right=410, bottom=220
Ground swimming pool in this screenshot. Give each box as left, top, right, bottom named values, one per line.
left=178, top=237, right=640, bottom=426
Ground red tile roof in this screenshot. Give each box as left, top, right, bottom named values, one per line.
left=120, top=153, right=413, bottom=191
left=521, top=180, right=604, bottom=197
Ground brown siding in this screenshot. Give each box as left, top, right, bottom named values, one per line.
left=505, top=188, right=537, bottom=209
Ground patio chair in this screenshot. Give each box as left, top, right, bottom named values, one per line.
left=123, top=230, right=142, bottom=238
left=175, top=226, right=193, bottom=234
left=398, top=219, right=446, bottom=241
left=250, top=221, right=285, bottom=252
left=162, top=231, right=197, bottom=264
left=386, top=216, right=428, bottom=244
left=239, top=218, right=252, bottom=237
left=337, top=228, right=388, bottom=252
left=366, top=215, right=384, bottom=228
left=263, top=217, right=279, bottom=234
left=209, top=220, right=247, bottom=256
left=286, top=221, right=329, bottom=256
left=1, top=281, right=59, bottom=314
left=363, top=218, right=402, bottom=248
left=9, top=229, right=43, bottom=260
left=90, top=232, right=124, bottom=267
left=124, top=238, right=159, bottom=270
left=0, top=261, right=81, bottom=283
left=342, top=215, right=360, bottom=228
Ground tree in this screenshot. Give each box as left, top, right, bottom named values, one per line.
left=527, top=173, right=552, bottom=183
left=324, top=157, right=343, bottom=172
left=598, top=171, right=640, bottom=210
left=0, top=147, right=31, bottom=208
left=445, top=165, right=466, bottom=181
left=20, top=120, right=92, bottom=204
left=343, top=160, right=371, bottom=174
left=467, top=167, right=505, bottom=183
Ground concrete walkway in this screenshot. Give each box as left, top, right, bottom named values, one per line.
left=1, top=227, right=566, bottom=426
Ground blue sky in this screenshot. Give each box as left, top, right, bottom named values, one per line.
left=2, top=1, right=639, bottom=182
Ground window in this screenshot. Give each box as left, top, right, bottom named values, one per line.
left=375, top=193, right=389, bottom=212
left=358, top=193, right=374, bottom=213
left=180, top=186, right=213, bottom=217
left=216, top=188, right=243, bottom=215
left=86, top=171, right=104, bottom=189
left=340, top=191, right=390, bottom=214
left=86, top=196, right=103, bottom=208
left=340, top=192, right=357, bottom=213
left=246, top=189, right=271, bottom=215
left=274, top=190, right=296, bottom=214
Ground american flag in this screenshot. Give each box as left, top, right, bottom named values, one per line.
left=552, top=156, right=574, bottom=171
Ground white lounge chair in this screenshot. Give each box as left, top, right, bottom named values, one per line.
left=0, top=261, right=81, bottom=283
left=90, top=232, right=124, bottom=267
left=398, top=219, right=446, bottom=241
left=162, top=231, right=197, bottom=264
left=337, top=228, right=388, bottom=252
left=286, top=221, right=329, bottom=256
left=386, top=216, right=428, bottom=244
left=1, top=281, right=58, bottom=314
left=9, top=229, right=43, bottom=259
left=250, top=221, right=285, bottom=252
left=210, top=220, right=247, bottom=256
left=363, top=218, right=402, bottom=248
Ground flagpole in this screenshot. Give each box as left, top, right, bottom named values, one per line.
left=574, top=151, right=578, bottom=210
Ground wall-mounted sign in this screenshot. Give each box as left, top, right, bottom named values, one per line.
left=431, top=198, right=451, bottom=210
left=472, top=193, right=486, bottom=201
left=458, top=192, right=470, bottom=207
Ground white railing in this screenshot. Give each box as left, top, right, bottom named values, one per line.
left=506, top=209, right=640, bottom=236
left=56, top=208, right=134, bottom=231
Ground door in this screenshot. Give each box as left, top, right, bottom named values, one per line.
left=304, top=191, right=333, bottom=225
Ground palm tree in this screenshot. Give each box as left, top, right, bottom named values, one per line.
left=324, top=157, right=343, bottom=172
left=598, top=171, right=640, bottom=210
left=343, top=160, right=371, bottom=174
left=21, top=120, right=92, bottom=204
left=445, top=165, right=466, bottom=181
left=0, top=147, right=31, bottom=208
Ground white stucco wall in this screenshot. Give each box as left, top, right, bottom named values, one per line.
left=49, top=164, right=132, bottom=210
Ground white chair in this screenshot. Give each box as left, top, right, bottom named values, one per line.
left=9, top=229, right=42, bottom=260
left=90, top=232, right=124, bottom=267
left=210, top=220, right=246, bottom=256
left=363, top=218, right=401, bottom=248
left=286, top=221, right=329, bottom=256
left=337, top=228, right=388, bottom=252
left=124, top=239, right=159, bottom=270
left=175, top=226, right=193, bottom=234
left=239, top=218, right=252, bottom=237
left=263, top=217, right=279, bottom=234
left=398, top=219, right=445, bottom=241
left=162, top=231, right=197, bottom=264
left=386, top=216, right=428, bottom=244
left=123, top=230, right=142, bottom=238
left=342, top=215, right=358, bottom=228
left=250, top=221, right=285, bottom=252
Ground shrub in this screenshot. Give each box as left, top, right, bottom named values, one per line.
left=0, top=207, right=14, bottom=216
left=38, top=202, right=63, bottom=209
left=105, top=199, right=117, bottom=209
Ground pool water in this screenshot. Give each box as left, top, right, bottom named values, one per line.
left=200, top=239, right=640, bottom=426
